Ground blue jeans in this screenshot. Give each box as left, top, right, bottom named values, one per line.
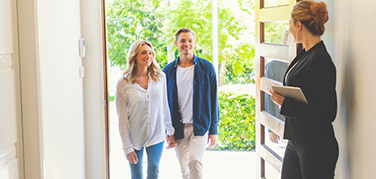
left=129, top=141, right=164, bottom=179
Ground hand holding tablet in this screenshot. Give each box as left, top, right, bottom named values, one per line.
left=271, top=85, right=308, bottom=104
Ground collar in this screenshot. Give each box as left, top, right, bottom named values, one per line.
left=304, top=40, right=324, bottom=53
left=173, top=54, right=198, bottom=68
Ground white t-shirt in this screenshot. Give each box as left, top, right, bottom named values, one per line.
left=176, top=65, right=195, bottom=124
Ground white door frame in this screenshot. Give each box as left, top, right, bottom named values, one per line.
left=17, top=0, right=43, bottom=178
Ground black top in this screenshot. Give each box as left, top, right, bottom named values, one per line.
left=281, top=41, right=337, bottom=142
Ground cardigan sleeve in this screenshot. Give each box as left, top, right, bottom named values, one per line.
left=115, top=79, right=134, bottom=154
left=280, top=54, right=337, bottom=124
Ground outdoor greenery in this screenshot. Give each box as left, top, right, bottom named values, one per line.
left=106, top=0, right=255, bottom=85
left=106, top=0, right=168, bottom=68
left=216, top=92, right=255, bottom=151
left=107, top=0, right=258, bottom=151
left=264, top=22, right=289, bottom=44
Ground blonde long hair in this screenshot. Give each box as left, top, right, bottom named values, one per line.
left=123, top=40, right=161, bottom=83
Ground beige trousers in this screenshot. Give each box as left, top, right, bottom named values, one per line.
left=175, top=124, right=208, bottom=179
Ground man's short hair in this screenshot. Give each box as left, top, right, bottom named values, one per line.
left=175, top=28, right=196, bottom=41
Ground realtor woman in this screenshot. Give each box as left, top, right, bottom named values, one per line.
left=115, top=40, right=176, bottom=179
left=270, top=1, right=339, bottom=179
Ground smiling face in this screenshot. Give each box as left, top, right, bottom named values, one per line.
left=175, top=32, right=196, bottom=56
left=135, top=44, right=153, bottom=68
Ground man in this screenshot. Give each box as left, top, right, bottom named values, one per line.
left=163, top=27, right=219, bottom=179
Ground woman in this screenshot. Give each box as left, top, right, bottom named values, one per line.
left=270, top=1, right=339, bottom=179
left=115, top=40, right=176, bottom=179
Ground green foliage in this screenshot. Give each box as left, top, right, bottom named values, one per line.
left=106, top=0, right=168, bottom=69
left=164, top=0, right=255, bottom=84
left=237, top=0, right=255, bottom=15
left=107, top=0, right=256, bottom=81
left=109, top=95, right=115, bottom=102
left=264, top=0, right=289, bottom=7
left=224, top=43, right=255, bottom=84
left=264, top=22, right=289, bottom=44
left=163, top=0, right=214, bottom=61
left=216, top=91, right=256, bottom=151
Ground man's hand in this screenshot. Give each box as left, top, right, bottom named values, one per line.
left=166, top=135, right=177, bottom=149
left=269, top=131, right=280, bottom=143
left=207, top=134, right=217, bottom=147
left=126, top=151, right=138, bottom=164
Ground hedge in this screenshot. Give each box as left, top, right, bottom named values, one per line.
left=215, top=91, right=256, bottom=151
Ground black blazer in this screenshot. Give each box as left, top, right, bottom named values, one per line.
left=281, top=41, right=337, bottom=142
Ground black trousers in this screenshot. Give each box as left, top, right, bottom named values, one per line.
left=281, top=138, right=339, bottom=179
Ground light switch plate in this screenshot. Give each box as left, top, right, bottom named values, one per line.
left=79, top=66, right=85, bottom=78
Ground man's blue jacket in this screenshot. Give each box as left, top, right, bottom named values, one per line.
left=163, top=55, right=219, bottom=140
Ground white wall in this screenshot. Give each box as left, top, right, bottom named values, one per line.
left=37, top=0, right=85, bottom=178
left=335, top=1, right=376, bottom=178
left=19, top=0, right=107, bottom=178
left=80, top=0, right=107, bottom=178
left=320, top=1, right=349, bottom=179
left=321, top=0, right=376, bottom=178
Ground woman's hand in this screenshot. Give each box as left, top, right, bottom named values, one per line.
left=166, top=135, right=177, bottom=149
left=270, top=90, right=285, bottom=107
left=126, top=151, right=138, bottom=164
left=269, top=131, right=280, bottom=143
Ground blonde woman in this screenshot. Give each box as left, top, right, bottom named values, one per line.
left=270, top=1, right=338, bottom=179
left=115, top=40, right=176, bottom=179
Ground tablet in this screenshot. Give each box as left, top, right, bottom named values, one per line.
left=271, top=85, right=308, bottom=104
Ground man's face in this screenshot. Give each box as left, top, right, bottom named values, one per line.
left=175, top=32, right=196, bottom=55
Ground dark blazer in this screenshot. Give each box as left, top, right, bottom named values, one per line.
left=281, top=41, right=337, bottom=142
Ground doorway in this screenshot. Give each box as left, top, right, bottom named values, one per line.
left=103, top=0, right=290, bottom=178
left=254, top=0, right=299, bottom=178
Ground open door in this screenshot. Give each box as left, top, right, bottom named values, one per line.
left=0, top=0, right=24, bottom=178
left=255, top=0, right=300, bottom=178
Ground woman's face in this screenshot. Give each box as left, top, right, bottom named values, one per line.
left=135, top=45, right=153, bottom=68
left=289, top=18, right=299, bottom=43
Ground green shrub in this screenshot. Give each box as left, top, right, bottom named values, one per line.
left=109, top=95, right=115, bottom=102
left=215, top=91, right=256, bottom=151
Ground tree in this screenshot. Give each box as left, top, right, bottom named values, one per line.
left=106, top=0, right=168, bottom=69
left=107, top=0, right=255, bottom=85
left=163, top=0, right=255, bottom=85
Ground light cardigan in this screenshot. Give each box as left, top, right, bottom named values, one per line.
left=115, top=72, right=174, bottom=154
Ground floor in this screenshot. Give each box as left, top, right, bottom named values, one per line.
left=109, top=120, right=257, bottom=179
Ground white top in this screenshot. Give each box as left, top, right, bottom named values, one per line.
left=115, top=72, right=174, bottom=154
left=176, top=65, right=194, bottom=124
